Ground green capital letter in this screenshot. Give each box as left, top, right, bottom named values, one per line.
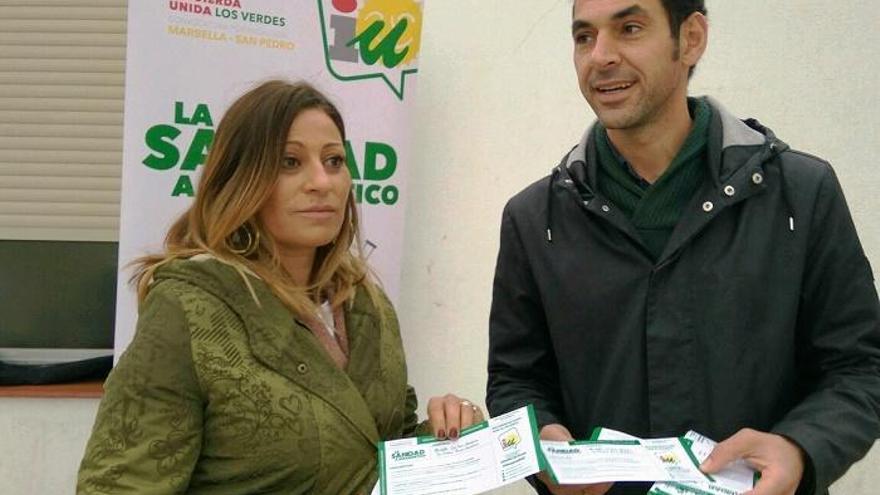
left=171, top=175, right=195, bottom=197
left=181, top=128, right=214, bottom=171
left=191, top=104, right=213, bottom=126
left=345, top=141, right=361, bottom=180
left=143, top=125, right=181, bottom=170
left=364, top=141, right=397, bottom=181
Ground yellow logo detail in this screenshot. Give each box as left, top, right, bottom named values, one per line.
left=499, top=428, right=522, bottom=449
left=354, top=0, right=422, bottom=66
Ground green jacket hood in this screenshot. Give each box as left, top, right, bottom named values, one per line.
left=150, top=255, right=375, bottom=319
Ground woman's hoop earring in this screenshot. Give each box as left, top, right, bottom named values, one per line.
left=227, top=224, right=260, bottom=257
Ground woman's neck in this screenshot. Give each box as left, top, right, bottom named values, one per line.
left=278, top=248, right=316, bottom=287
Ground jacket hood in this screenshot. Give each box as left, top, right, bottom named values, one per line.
left=151, top=255, right=265, bottom=310
left=150, top=255, right=371, bottom=317
left=561, top=96, right=788, bottom=184
left=545, top=96, right=796, bottom=243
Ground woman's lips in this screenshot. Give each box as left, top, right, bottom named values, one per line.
left=295, top=207, right=337, bottom=220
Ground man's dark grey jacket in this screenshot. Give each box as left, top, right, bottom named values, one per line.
left=486, top=97, right=880, bottom=495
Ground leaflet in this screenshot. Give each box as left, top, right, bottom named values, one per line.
left=541, top=439, right=672, bottom=484
left=648, top=481, right=740, bottom=495
left=377, top=405, right=542, bottom=495
left=591, top=428, right=757, bottom=495
left=646, top=434, right=757, bottom=495
left=681, top=431, right=757, bottom=493
left=590, top=427, right=711, bottom=485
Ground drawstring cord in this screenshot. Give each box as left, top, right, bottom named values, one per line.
left=546, top=166, right=561, bottom=243
left=769, top=142, right=795, bottom=232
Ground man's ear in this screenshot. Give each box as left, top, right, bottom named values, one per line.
left=679, top=12, right=709, bottom=69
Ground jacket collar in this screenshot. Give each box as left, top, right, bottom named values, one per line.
left=554, top=96, right=789, bottom=264
left=564, top=96, right=782, bottom=185
left=154, top=257, right=382, bottom=446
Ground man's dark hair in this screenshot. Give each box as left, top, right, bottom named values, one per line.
left=659, top=0, right=707, bottom=78
left=571, top=0, right=708, bottom=78
left=660, top=0, right=707, bottom=40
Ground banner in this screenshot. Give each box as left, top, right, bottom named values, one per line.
left=115, top=0, right=425, bottom=357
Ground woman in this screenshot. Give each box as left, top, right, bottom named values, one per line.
left=78, top=80, right=482, bottom=494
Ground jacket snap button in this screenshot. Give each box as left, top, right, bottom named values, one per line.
left=752, top=173, right=764, bottom=185
left=564, top=179, right=574, bottom=185
left=601, top=205, right=610, bottom=212
left=723, top=185, right=735, bottom=197
left=296, top=363, right=308, bottom=374
left=702, top=201, right=714, bottom=212
left=583, top=200, right=590, bottom=206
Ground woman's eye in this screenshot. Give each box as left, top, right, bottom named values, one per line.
left=282, top=157, right=299, bottom=169
left=326, top=155, right=346, bottom=169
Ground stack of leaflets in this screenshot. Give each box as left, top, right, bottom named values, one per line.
left=647, top=430, right=758, bottom=495
left=375, top=405, right=543, bottom=495
left=373, top=405, right=757, bottom=495
left=581, top=427, right=758, bottom=495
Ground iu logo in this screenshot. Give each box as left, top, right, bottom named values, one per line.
left=318, top=0, right=423, bottom=100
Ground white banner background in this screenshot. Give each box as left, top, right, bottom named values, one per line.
left=115, top=0, right=424, bottom=357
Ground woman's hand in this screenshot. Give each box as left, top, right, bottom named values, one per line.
left=426, top=393, right=486, bottom=439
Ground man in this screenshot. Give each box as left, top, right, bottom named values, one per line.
left=485, top=1, right=880, bottom=494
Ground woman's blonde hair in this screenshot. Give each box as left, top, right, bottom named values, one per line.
left=133, top=80, right=379, bottom=318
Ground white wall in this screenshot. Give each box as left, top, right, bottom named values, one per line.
left=1, top=1, right=878, bottom=493
left=0, top=398, right=99, bottom=494
left=399, top=0, right=880, bottom=493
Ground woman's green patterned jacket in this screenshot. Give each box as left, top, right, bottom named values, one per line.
left=78, top=257, right=420, bottom=494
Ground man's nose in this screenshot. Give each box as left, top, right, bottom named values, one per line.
left=591, top=33, right=621, bottom=67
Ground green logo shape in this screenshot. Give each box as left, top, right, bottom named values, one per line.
left=317, top=1, right=419, bottom=100
left=347, top=18, right=410, bottom=69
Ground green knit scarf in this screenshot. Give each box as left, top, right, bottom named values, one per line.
left=594, top=98, right=710, bottom=260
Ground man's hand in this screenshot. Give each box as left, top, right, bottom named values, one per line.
left=700, top=428, right=805, bottom=495
left=538, top=423, right=614, bottom=495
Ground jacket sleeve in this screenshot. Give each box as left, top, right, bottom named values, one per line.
left=402, top=385, right=433, bottom=437
left=77, top=282, right=204, bottom=494
left=771, top=164, right=880, bottom=494
left=371, top=287, right=430, bottom=439
left=486, top=201, right=565, bottom=429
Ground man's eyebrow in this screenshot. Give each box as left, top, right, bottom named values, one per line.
left=571, top=4, right=647, bottom=34
left=571, top=19, right=592, bottom=34
left=612, top=5, right=647, bottom=21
